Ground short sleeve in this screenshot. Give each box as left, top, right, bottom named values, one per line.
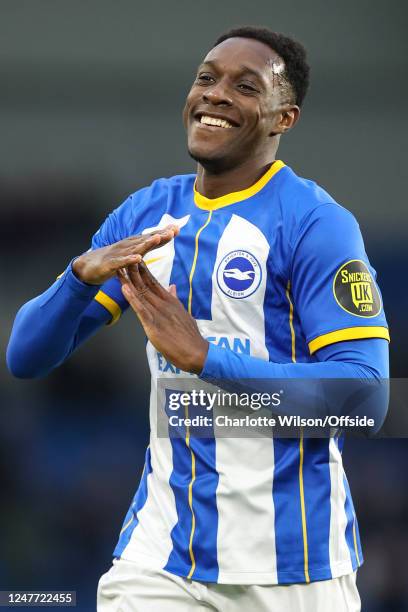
left=291, top=203, right=389, bottom=354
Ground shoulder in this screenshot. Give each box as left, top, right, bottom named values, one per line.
left=110, top=173, right=196, bottom=237
left=276, top=164, right=359, bottom=245
left=127, top=173, right=195, bottom=208
left=277, top=164, right=336, bottom=214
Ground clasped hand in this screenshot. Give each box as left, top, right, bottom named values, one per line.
left=118, top=262, right=209, bottom=375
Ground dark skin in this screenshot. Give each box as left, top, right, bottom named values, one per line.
left=72, top=225, right=180, bottom=285
left=184, top=37, right=299, bottom=197
left=120, top=37, right=300, bottom=373
left=118, top=263, right=208, bottom=374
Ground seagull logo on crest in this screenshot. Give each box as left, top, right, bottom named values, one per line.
left=223, top=268, right=256, bottom=281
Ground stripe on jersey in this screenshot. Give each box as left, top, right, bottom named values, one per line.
left=343, top=474, right=363, bottom=570
left=273, top=439, right=307, bottom=583
left=214, top=438, right=277, bottom=582
left=198, top=213, right=276, bottom=582
left=328, top=437, right=354, bottom=577
left=164, top=211, right=227, bottom=580
left=170, top=209, right=232, bottom=320
left=273, top=282, right=310, bottom=583
left=302, top=439, right=332, bottom=581
left=113, top=447, right=152, bottom=558
left=163, top=393, right=219, bottom=581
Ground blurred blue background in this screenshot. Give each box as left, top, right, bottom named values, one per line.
left=1, top=1, right=407, bottom=610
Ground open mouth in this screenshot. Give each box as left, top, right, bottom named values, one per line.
left=194, top=113, right=239, bottom=129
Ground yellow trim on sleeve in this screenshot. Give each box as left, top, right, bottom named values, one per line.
left=193, top=160, right=285, bottom=210
left=94, top=290, right=122, bottom=326
left=308, top=326, right=390, bottom=354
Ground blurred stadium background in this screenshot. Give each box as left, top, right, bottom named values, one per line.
left=0, top=1, right=407, bottom=610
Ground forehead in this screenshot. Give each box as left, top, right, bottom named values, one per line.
left=202, top=37, right=283, bottom=80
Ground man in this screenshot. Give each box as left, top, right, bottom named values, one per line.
left=7, top=27, right=389, bottom=611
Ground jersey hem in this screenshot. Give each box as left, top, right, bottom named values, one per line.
left=116, top=550, right=362, bottom=585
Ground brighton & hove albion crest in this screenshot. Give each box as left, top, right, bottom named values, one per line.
left=216, top=250, right=262, bottom=299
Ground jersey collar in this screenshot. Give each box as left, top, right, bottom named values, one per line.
left=193, top=160, right=285, bottom=211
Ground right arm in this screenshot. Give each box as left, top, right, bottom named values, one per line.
left=6, top=227, right=178, bottom=379
left=7, top=265, right=115, bottom=378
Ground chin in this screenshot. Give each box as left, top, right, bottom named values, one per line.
left=187, top=144, right=235, bottom=173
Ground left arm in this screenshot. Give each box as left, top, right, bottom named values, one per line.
left=118, top=262, right=389, bottom=432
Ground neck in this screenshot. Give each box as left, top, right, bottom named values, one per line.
left=195, top=153, right=278, bottom=200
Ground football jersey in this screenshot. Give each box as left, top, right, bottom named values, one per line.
left=92, top=161, right=389, bottom=585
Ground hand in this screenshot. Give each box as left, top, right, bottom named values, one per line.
left=118, top=262, right=209, bottom=374
left=72, top=225, right=179, bottom=285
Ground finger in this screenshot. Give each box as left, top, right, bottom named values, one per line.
left=125, top=264, right=164, bottom=308
left=117, top=267, right=129, bottom=283
left=109, top=253, right=143, bottom=270
left=121, top=283, right=154, bottom=325
left=130, top=233, right=170, bottom=257
left=124, top=225, right=179, bottom=246
left=133, top=233, right=162, bottom=250
left=149, top=224, right=180, bottom=238
left=119, top=234, right=161, bottom=253
left=118, top=266, right=151, bottom=305
left=117, top=267, right=148, bottom=297
left=168, top=284, right=178, bottom=298
left=120, top=225, right=179, bottom=258
left=160, top=224, right=180, bottom=237
left=126, top=262, right=146, bottom=292
left=138, top=262, right=169, bottom=298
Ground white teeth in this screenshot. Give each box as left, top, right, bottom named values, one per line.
left=200, top=115, right=233, bottom=128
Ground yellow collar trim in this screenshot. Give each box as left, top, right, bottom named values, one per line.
left=193, top=160, right=285, bottom=211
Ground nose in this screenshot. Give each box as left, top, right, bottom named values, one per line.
left=203, top=80, right=233, bottom=106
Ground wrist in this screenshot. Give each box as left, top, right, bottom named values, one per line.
left=72, top=256, right=100, bottom=286
left=64, top=262, right=101, bottom=298
left=189, top=339, right=210, bottom=374
left=72, top=256, right=86, bottom=281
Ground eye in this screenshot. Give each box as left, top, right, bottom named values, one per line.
left=195, top=73, right=215, bottom=84
left=237, top=82, right=258, bottom=93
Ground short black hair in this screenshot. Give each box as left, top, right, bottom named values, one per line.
left=213, top=26, right=310, bottom=107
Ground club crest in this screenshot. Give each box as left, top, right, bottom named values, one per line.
left=216, top=250, right=262, bottom=299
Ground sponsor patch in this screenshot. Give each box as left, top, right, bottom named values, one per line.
left=333, top=259, right=381, bottom=317
left=216, top=250, right=262, bottom=299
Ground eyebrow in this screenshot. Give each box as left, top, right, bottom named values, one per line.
left=198, top=60, right=266, bottom=84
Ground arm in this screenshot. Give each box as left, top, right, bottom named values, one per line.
left=7, top=226, right=179, bottom=379
left=118, top=262, right=389, bottom=433
left=7, top=266, right=114, bottom=378
left=200, top=337, right=389, bottom=381
left=200, top=338, right=389, bottom=432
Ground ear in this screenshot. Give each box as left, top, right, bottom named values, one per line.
left=270, top=105, right=300, bottom=135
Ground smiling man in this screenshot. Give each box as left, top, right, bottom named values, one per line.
left=7, top=27, right=389, bottom=611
